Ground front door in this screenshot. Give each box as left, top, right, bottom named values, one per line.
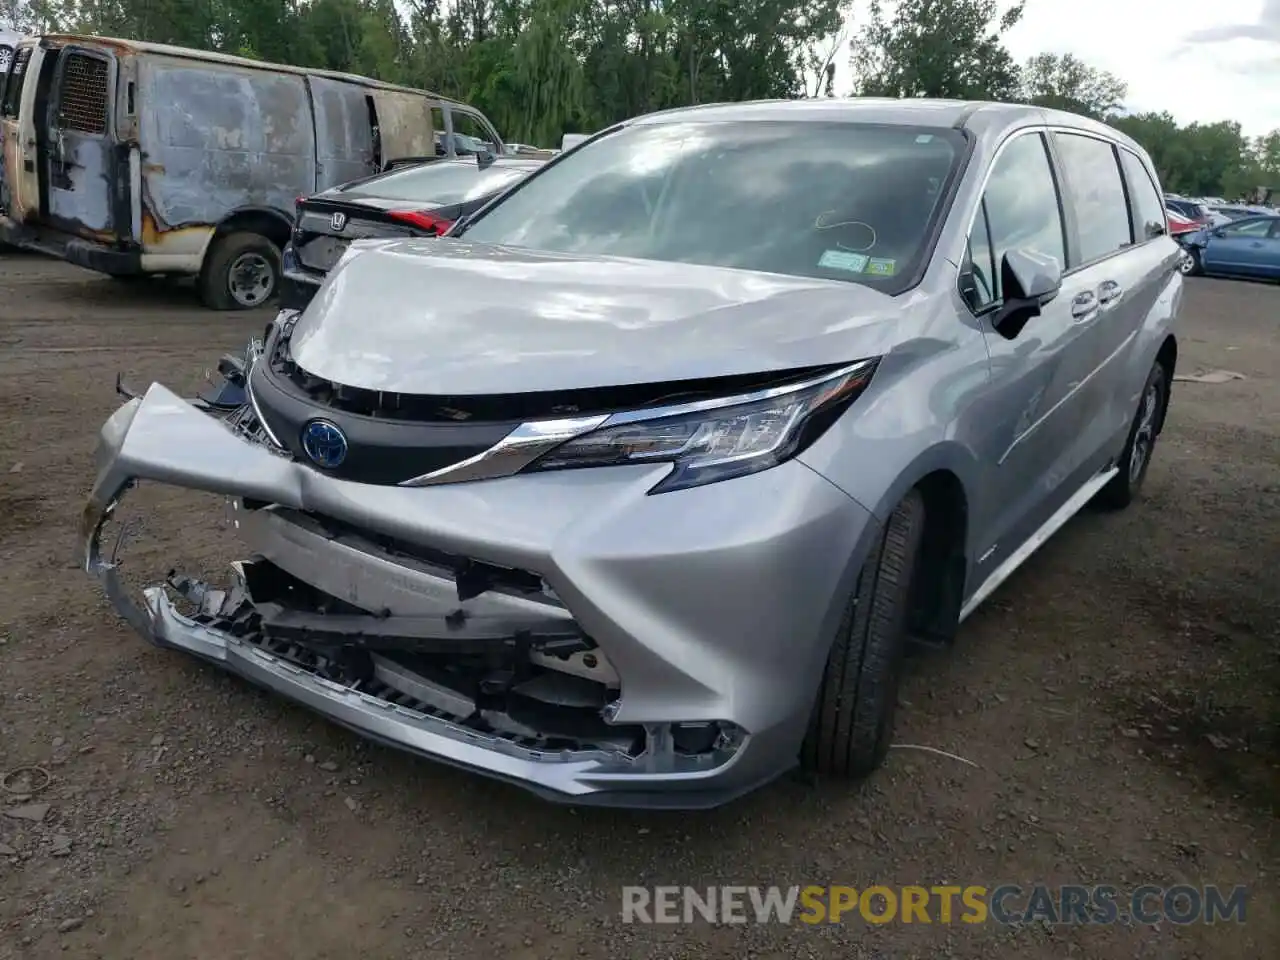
left=960, top=130, right=1096, bottom=574
left=1, top=42, right=45, bottom=223
left=44, top=44, right=119, bottom=239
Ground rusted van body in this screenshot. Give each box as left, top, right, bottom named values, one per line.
left=0, top=34, right=503, bottom=308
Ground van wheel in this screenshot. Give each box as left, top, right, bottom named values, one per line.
left=200, top=232, right=280, bottom=310
left=1093, top=360, right=1167, bottom=510
left=801, top=489, right=926, bottom=778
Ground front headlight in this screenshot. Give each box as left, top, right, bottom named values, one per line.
left=525, top=359, right=878, bottom=493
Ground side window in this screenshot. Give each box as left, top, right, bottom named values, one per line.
left=961, top=200, right=996, bottom=309
left=1221, top=218, right=1272, bottom=238
left=1053, top=132, right=1133, bottom=264
left=1, top=46, right=29, bottom=118
left=1119, top=150, right=1167, bottom=242
left=962, top=132, right=1066, bottom=312
left=449, top=110, right=498, bottom=152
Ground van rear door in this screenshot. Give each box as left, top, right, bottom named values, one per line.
left=1, top=42, right=43, bottom=222
left=44, top=44, right=120, bottom=240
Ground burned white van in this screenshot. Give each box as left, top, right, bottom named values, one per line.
left=0, top=34, right=503, bottom=308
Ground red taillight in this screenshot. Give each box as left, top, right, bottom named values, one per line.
left=386, top=210, right=453, bottom=235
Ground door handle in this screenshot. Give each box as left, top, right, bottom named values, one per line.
left=1070, top=291, right=1098, bottom=321
left=1097, top=279, right=1123, bottom=305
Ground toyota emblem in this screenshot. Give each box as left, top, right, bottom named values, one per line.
left=301, top=419, right=348, bottom=469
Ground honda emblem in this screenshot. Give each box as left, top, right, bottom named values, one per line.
left=330, top=212, right=347, bottom=231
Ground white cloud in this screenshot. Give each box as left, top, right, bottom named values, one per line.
left=1002, top=0, right=1279, bottom=136
left=828, top=1, right=1279, bottom=138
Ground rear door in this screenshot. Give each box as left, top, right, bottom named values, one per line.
left=308, top=76, right=377, bottom=190
left=1, top=42, right=42, bottom=222
left=44, top=44, right=119, bottom=239
left=1047, top=131, right=1151, bottom=468
left=1264, top=220, right=1280, bottom=278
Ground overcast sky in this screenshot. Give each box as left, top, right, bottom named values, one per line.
left=826, top=1, right=1279, bottom=136
left=1001, top=0, right=1280, bottom=136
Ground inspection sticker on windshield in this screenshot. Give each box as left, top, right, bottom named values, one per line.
left=866, top=257, right=897, bottom=276
left=818, top=250, right=869, bottom=273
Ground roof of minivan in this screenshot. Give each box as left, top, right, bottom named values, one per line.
left=33, top=33, right=472, bottom=107
left=627, top=97, right=1145, bottom=155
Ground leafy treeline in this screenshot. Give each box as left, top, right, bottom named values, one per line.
left=4, top=0, right=1278, bottom=197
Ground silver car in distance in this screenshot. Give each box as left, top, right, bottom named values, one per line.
left=83, top=99, right=1182, bottom=808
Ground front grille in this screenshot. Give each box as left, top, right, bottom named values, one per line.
left=57, top=53, right=110, bottom=135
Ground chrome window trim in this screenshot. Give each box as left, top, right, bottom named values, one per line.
left=400, top=358, right=877, bottom=487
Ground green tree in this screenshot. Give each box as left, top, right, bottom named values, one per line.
left=851, top=0, right=1024, bottom=100
left=1017, top=52, right=1126, bottom=119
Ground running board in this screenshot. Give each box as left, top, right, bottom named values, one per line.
left=958, top=467, right=1118, bottom=622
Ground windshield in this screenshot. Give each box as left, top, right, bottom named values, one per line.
left=345, top=163, right=530, bottom=205
left=459, top=120, right=965, bottom=288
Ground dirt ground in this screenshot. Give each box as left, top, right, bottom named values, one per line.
left=0, top=256, right=1276, bottom=959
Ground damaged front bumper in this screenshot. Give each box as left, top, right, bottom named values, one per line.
left=82, top=338, right=878, bottom=808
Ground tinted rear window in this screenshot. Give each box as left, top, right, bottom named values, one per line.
left=459, top=120, right=966, bottom=291
left=345, top=163, right=530, bottom=204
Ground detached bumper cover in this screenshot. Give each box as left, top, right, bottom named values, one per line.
left=82, top=383, right=876, bottom=808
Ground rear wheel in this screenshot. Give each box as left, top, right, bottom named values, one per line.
left=1094, top=360, right=1167, bottom=510
left=199, top=232, right=280, bottom=310
left=801, top=490, right=926, bottom=778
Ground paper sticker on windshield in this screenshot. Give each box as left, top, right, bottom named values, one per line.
left=818, top=250, right=869, bottom=273
left=866, top=257, right=897, bottom=277
left=915, top=134, right=934, bottom=143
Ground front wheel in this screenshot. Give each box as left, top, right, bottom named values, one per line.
left=1178, top=246, right=1202, bottom=276
left=199, top=232, right=281, bottom=311
left=1094, top=360, right=1167, bottom=510
left=801, top=490, right=926, bottom=778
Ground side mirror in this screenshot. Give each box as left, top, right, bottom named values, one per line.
left=992, top=249, right=1061, bottom=340
left=1211, top=227, right=1226, bottom=238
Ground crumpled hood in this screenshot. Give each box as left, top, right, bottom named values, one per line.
left=289, top=238, right=911, bottom=394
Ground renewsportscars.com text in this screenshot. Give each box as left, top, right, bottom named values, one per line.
left=621, top=884, right=1248, bottom=926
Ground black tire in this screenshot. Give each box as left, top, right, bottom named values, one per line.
left=1179, top=246, right=1202, bottom=277
left=199, top=232, right=280, bottom=311
left=801, top=489, right=926, bottom=778
left=1093, top=360, right=1168, bottom=510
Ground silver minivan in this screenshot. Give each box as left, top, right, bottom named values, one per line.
left=83, top=99, right=1181, bottom=808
